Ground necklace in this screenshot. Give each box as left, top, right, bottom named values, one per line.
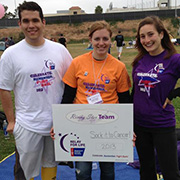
left=92, top=54, right=107, bottom=85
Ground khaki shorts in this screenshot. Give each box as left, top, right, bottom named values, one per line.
left=117, top=46, right=123, bottom=53
left=13, top=122, right=58, bottom=180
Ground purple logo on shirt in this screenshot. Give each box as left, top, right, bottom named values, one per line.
left=45, top=59, right=55, bottom=70
left=154, top=63, right=164, bottom=74
left=101, top=74, right=110, bottom=84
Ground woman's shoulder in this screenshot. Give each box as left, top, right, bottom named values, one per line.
left=71, top=52, right=92, bottom=67
left=166, top=53, right=180, bottom=64
left=108, top=54, right=126, bottom=67
left=73, top=51, right=92, bottom=61
left=171, top=53, right=180, bottom=59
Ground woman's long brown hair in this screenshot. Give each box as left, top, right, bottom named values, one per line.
left=132, top=16, right=177, bottom=67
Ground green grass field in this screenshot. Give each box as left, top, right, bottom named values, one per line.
left=0, top=42, right=180, bottom=161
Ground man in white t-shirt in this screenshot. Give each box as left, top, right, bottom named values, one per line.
left=0, top=2, right=72, bottom=180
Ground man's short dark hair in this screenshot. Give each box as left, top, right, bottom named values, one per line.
left=118, top=30, right=121, bottom=33
left=18, top=1, right=44, bottom=22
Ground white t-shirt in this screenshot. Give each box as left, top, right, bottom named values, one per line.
left=0, top=39, right=72, bottom=135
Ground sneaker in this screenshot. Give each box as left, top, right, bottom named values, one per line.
left=118, top=57, right=120, bottom=60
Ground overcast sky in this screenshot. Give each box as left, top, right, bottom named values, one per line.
left=1, top=0, right=178, bottom=14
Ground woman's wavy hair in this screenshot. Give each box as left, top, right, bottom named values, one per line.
left=89, top=21, right=112, bottom=38
left=132, top=16, right=176, bottom=67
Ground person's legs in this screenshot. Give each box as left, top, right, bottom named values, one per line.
left=41, top=136, right=58, bottom=180
left=99, top=162, right=114, bottom=180
left=117, top=47, right=120, bottom=59
left=75, top=162, right=92, bottom=180
left=41, top=167, right=57, bottom=180
left=119, top=46, right=123, bottom=58
left=134, top=125, right=157, bottom=180
left=154, top=128, right=180, bottom=180
left=14, top=147, right=26, bottom=180
left=14, top=122, right=44, bottom=180
left=117, top=46, right=123, bottom=59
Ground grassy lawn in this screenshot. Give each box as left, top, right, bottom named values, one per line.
left=0, top=42, right=180, bottom=161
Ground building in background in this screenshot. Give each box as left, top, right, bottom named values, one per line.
left=68, top=6, right=85, bottom=15
left=44, top=6, right=85, bottom=17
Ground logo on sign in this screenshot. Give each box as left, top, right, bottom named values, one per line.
left=59, top=132, right=85, bottom=157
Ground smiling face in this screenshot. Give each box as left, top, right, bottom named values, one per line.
left=18, top=10, right=45, bottom=46
left=90, top=28, right=111, bottom=59
left=139, top=24, right=164, bottom=56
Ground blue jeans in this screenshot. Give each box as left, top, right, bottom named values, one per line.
left=75, top=162, right=114, bottom=180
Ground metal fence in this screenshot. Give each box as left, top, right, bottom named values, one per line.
left=0, top=8, right=179, bottom=28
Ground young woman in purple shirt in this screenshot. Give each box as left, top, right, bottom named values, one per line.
left=132, top=16, right=180, bottom=180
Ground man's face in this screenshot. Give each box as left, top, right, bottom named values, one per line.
left=18, top=10, right=45, bottom=46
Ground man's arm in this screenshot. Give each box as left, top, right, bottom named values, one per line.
left=0, top=89, right=15, bottom=133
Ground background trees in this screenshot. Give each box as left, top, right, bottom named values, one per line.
left=95, top=5, right=103, bottom=14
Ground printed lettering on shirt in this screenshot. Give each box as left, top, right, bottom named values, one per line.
left=84, top=73, right=109, bottom=96
left=137, top=63, right=164, bottom=96
left=30, top=59, right=55, bottom=93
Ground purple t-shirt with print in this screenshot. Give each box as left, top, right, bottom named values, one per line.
left=133, top=51, right=180, bottom=128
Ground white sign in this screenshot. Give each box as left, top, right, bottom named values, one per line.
left=52, top=104, right=133, bottom=162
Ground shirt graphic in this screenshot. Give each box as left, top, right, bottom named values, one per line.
left=30, top=59, right=55, bottom=93
left=84, top=73, right=109, bottom=96
left=137, top=63, right=164, bottom=96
